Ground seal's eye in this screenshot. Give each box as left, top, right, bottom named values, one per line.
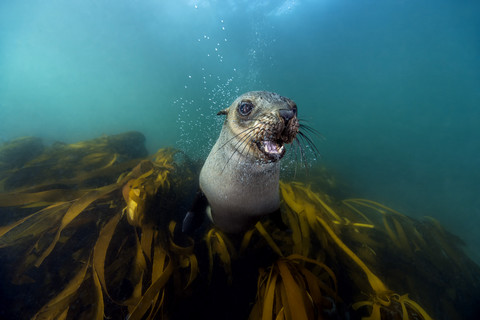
left=238, top=101, right=254, bottom=116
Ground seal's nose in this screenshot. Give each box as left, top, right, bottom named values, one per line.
left=279, top=108, right=296, bottom=123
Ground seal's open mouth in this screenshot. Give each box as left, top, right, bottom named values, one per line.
left=256, top=140, right=286, bottom=161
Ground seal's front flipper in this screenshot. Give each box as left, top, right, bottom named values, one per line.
left=182, top=189, right=209, bottom=235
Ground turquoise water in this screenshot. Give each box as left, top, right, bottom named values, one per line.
left=1, top=0, right=479, bottom=265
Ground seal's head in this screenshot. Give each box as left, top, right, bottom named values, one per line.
left=218, top=91, right=299, bottom=163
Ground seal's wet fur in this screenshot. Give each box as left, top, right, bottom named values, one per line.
left=197, top=91, right=299, bottom=233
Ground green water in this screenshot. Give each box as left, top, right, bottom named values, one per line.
left=0, top=0, right=479, bottom=267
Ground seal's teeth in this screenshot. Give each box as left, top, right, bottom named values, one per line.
left=257, top=139, right=285, bottom=162
left=263, top=141, right=280, bottom=154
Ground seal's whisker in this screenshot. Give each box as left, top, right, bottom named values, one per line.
left=292, top=138, right=306, bottom=173
left=220, top=127, right=257, bottom=174
left=286, top=142, right=299, bottom=179
left=217, top=124, right=259, bottom=175
left=299, top=123, right=322, bottom=135
left=297, top=118, right=314, bottom=123
left=294, top=136, right=309, bottom=170
left=233, top=129, right=255, bottom=158
left=221, top=135, right=250, bottom=173
left=233, top=129, right=259, bottom=168
left=230, top=128, right=259, bottom=169
left=299, top=124, right=326, bottom=145
left=214, top=126, right=256, bottom=155
left=297, top=131, right=321, bottom=158
left=232, top=127, right=258, bottom=155
left=295, top=138, right=307, bottom=174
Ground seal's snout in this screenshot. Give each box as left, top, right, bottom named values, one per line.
left=279, top=107, right=296, bottom=123
left=278, top=104, right=299, bottom=146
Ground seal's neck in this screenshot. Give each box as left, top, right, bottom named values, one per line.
left=199, top=123, right=282, bottom=233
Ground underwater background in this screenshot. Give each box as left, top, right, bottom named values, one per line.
left=0, top=0, right=479, bottom=267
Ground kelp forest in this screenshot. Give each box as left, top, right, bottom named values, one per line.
left=0, top=132, right=479, bottom=319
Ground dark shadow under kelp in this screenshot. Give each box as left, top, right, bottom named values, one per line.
left=0, top=132, right=479, bottom=320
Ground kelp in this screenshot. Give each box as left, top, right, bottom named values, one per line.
left=32, top=257, right=93, bottom=320
left=1, top=133, right=479, bottom=319
left=0, top=131, right=147, bottom=192
left=205, top=227, right=235, bottom=283
left=0, top=136, right=44, bottom=172
left=352, top=293, right=433, bottom=320
left=278, top=181, right=432, bottom=319
left=249, top=254, right=338, bottom=320
left=0, top=134, right=198, bottom=319
left=275, top=181, right=480, bottom=320
left=205, top=221, right=285, bottom=283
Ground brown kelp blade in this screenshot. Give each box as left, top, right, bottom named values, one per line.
left=35, top=184, right=120, bottom=267
left=32, top=257, right=91, bottom=320
left=251, top=255, right=338, bottom=320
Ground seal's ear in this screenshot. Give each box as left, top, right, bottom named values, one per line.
left=217, top=108, right=228, bottom=116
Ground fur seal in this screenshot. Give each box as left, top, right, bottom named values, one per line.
left=183, top=91, right=299, bottom=234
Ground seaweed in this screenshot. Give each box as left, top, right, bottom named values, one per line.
left=0, top=136, right=44, bottom=172
left=0, top=134, right=197, bottom=319
left=0, top=132, right=479, bottom=319
left=248, top=254, right=338, bottom=320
